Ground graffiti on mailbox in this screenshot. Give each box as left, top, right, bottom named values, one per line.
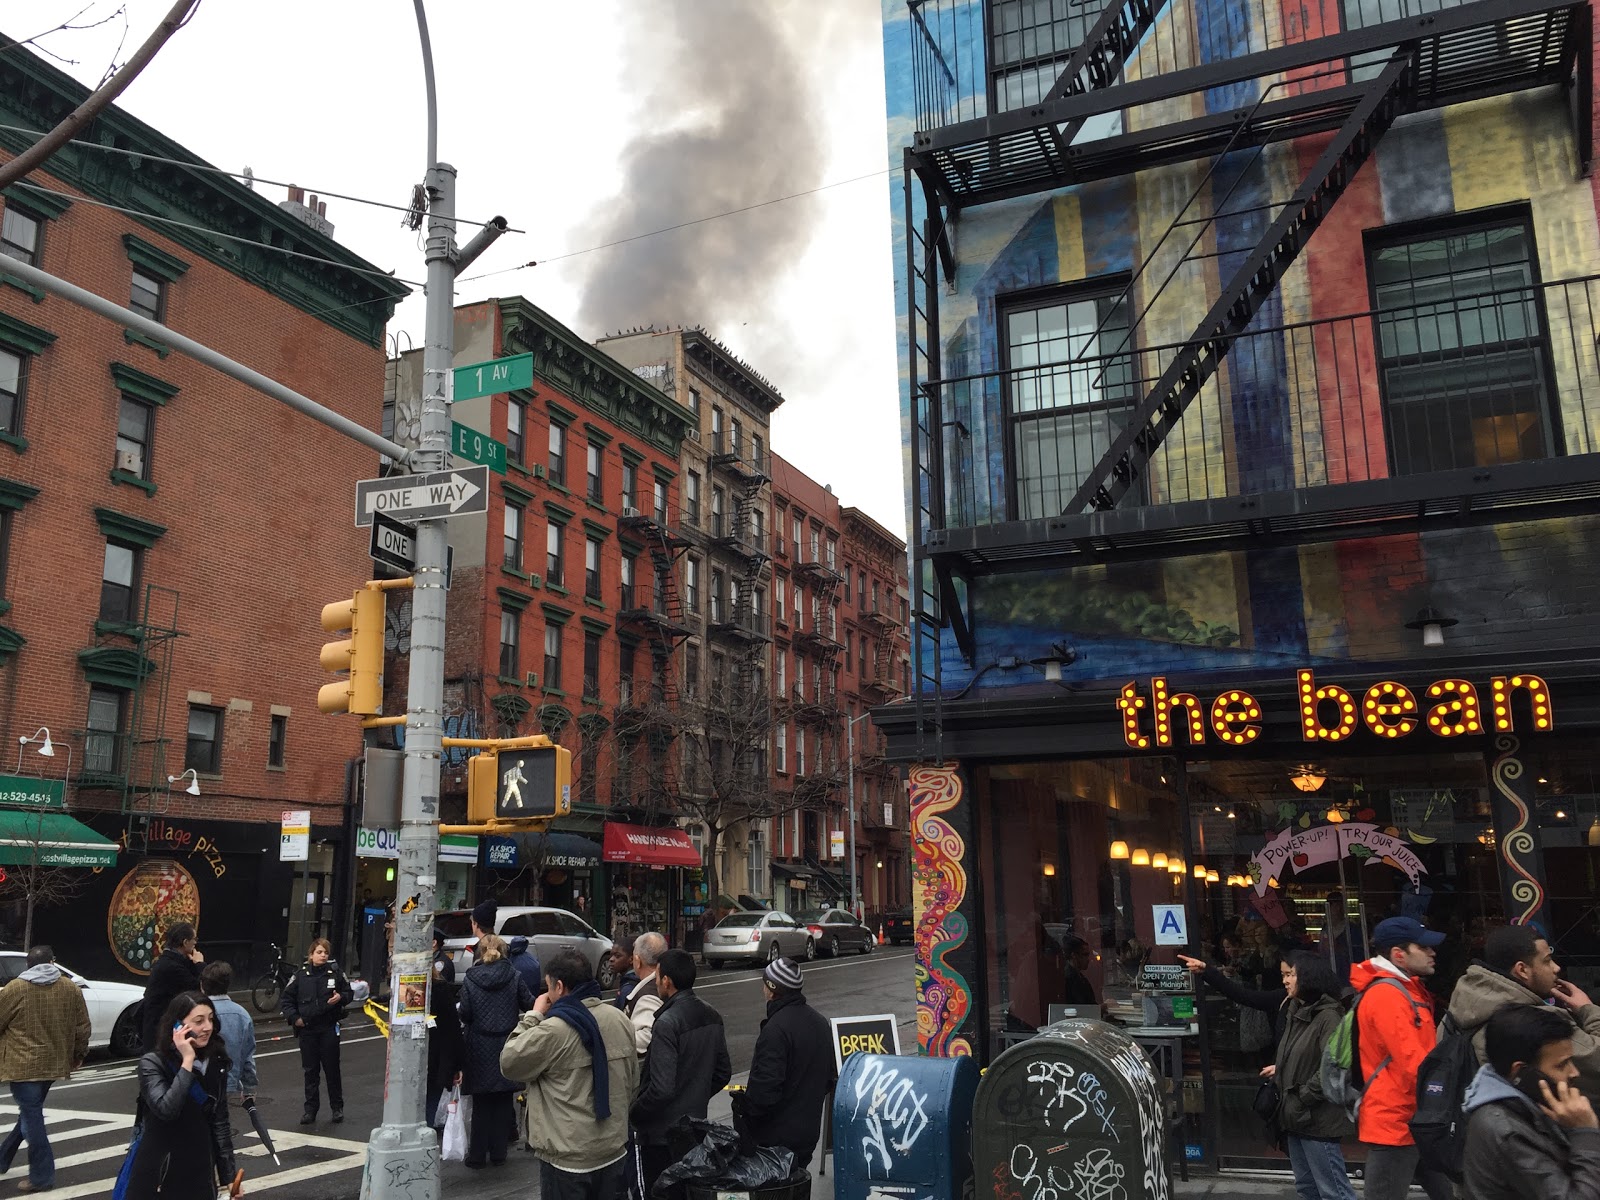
left=850, top=1056, right=933, bottom=1177
left=1070, top=1148, right=1127, bottom=1200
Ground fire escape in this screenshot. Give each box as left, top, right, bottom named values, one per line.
left=616, top=510, right=692, bottom=814
left=904, top=0, right=1593, bottom=759
left=860, top=601, right=905, bottom=705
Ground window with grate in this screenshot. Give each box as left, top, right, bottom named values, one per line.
left=186, top=705, right=224, bottom=774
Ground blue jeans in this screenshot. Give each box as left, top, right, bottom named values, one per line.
left=1286, top=1135, right=1356, bottom=1200
left=1, top=1080, right=54, bottom=1188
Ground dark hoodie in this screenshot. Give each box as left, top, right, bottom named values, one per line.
left=458, top=958, right=533, bottom=1095
left=1461, top=1063, right=1600, bottom=1200
left=507, top=936, right=544, bottom=996
left=1449, top=963, right=1600, bottom=1106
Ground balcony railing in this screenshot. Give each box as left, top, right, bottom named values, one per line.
left=709, top=512, right=769, bottom=554
left=926, top=275, right=1600, bottom=538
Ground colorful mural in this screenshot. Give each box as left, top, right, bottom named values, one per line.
left=106, top=859, right=202, bottom=975
left=911, top=763, right=974, bottom=1057
left=1490, top=733, right=1548, bottom=929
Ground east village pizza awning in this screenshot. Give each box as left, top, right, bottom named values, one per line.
left=0, top=811, right=119, bottom=868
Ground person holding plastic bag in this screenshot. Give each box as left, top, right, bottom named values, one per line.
left=122, top=992, right=240, bottom=1200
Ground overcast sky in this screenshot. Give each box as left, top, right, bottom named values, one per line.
left=19, top=1, right=905, bottom=534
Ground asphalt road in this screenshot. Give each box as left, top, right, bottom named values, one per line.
left=11, top=946, right=918, bottom=1199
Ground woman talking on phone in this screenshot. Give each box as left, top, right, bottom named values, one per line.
left=126, top=992, right=240, bottom=1199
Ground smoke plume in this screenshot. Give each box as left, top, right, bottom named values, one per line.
left=576, top=2, right=830, bottom=343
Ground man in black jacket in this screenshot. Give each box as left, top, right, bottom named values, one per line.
left=140, top=922, right=203, bottom=1053
left=739, top=957, right=835, bottom=1171
left=632, top=949, right=731, bottom=1195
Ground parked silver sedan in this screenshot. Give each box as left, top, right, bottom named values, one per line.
left=702, top=910, right=816, bottom=968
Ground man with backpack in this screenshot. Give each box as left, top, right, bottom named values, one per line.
left=1350, top=916, right=1451, bottom=1200
left=1460, top=1005, right=1600, bottom=1200
left=1448, top=925, right=1600, bottom=1104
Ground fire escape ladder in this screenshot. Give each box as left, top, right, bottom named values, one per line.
left=1066, top=47, right=1416, bottom=515
left=1040, top=0, right=1160, bottom=151
left=120, top=584, right=182, bottom=835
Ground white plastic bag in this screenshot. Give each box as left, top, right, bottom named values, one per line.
left=434, top=1087, right=454, bottom=1129
left=441, top=1088, right=470, bottom=1162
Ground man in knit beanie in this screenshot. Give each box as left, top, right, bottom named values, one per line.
left=737, top=958, right=835, bottom=1171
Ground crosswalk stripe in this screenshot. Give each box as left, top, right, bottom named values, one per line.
left=42, top=1151, right=370, bottom=1200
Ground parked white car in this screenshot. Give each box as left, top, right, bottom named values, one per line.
left=0, top=950, right=146, bottom=1057
left=436, top=907, right=615, bottom=986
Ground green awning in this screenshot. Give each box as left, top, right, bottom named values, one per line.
left=0, top=811, right=118, bottom=867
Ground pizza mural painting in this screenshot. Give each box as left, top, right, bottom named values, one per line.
left=107, top=859, right=201, bottom=974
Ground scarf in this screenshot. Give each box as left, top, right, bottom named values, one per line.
left=548, top=981, right=609, bottom=1119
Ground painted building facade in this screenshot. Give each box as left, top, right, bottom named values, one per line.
left=880, top=0, right=1600, bottom=1171
left=0, top=37, right=406, bottom=990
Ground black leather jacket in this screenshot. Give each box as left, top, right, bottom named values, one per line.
left=632, top=989, right=732, bottom=1144
left=136, top=1050, right=236, bottom=1187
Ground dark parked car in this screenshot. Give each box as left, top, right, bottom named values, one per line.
left=884, top=908, right=914, bottom=945
left=796, top=909, right=874, bottom=957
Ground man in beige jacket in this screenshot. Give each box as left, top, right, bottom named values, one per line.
left=0, top=945, right=91, bottom=1193
left=501, top=949, right=639, bottom=1200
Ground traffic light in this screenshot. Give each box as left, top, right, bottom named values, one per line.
left=467, top=744, right=572, bottom=823
left=318, top=586, right=385, bottom=715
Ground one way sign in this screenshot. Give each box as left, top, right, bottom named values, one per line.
left=353, top=466, right=489, bottom=527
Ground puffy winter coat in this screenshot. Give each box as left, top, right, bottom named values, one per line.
left=1462, top=1064, right=1600, bottom=1200
left=740, top=991, right=836, bottom=1165
left=458, top=958, right=533, bottom=1094
left=632, top=989, right=732, bottom=1144
left=1274, top=992, right=1354, bottom=1140
left=1449, top=964, right=1600, bottom=1105
left=279, top=959, right=352, bottom=1032
left=1351, top=958, right=1436, bottom=1146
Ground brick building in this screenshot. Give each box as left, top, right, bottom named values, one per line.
left=0, top=38, right=406, bottom=989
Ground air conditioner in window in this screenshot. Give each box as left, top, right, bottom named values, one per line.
left=115, top=449, right=141, bottom=475
left=525, top=671, right=539, bottom=689
left=622, top=506, right=641, bottom=518
left=688, top=428, right=701, bottom=442
left=532, top=464, right=547, bottom=479
left=528, top=572, right=543, bottom=588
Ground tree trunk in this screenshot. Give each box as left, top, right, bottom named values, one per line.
left=23, top=889, right=35, bottom=948
left=704, top=825, right=722, bottom=906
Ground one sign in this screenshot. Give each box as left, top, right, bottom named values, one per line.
left=1250, top=822, right=1427, bottom=894
left=829, top=1014, right=902, bottom=1073
left=882, top=801, right=893, bottom=826
left=484, top=836, right=519, bottom=869
left=452, top=422, right=507, bottom=475
left=1153, top=904, right=1189, bottom=946
left=453, top=352, right=534, bottom=403
left=368, top=511, right=454, bottom=587
left=1139, top=964, right=1193, bottom=993
left=0, top=774, right=64, bottom=810
left=280, top=809, right=310, bottom=862
left=354, top=466, right=488, bottom=527
left=829, top=829, right=845, bottom=860
left=357, top=826, right=476, bottom=863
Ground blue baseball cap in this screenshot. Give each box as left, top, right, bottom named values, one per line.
left=1372, top=916, right=1445, bottom=951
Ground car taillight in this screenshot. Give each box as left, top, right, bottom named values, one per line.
left=807, top=925, right=824, bottom=936
left=749, top=929, right=763, bottom=942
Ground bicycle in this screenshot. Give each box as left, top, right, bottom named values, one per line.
left=251, top=942, right=295, bottom=1014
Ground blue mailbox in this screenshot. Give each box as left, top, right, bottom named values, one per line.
left=833, top=1053, right=980, bottom=1200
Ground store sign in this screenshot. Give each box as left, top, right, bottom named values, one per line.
left=829, top=1013, right=902, bottom=1072
left=0, top=774, right=64, bottom=810
left=484, top=836, right=519, bottom=868
left=1116, top=670, right=1553, bottom=749
left=1250, top=822, right=1427, bottom=896
left=1152, top=905, right=1189, bottom=946
left=279, top=810, right=310, bottom=862
left=829, top=830, right=845, bottom=860
left=357, top=827, right=477, bottom=863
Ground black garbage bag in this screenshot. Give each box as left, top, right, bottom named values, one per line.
left=712, top=1147, right=797, bottom=1190
left=654, top=1119, right=741, bottom=1197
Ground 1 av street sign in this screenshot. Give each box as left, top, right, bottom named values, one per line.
left=453, top=352, right=533, bottom=403
left=452, top=421, right=506, bottom=475
left=369, top=511, right=453, bottom=588
left=354, top=466, right=488, bottom=527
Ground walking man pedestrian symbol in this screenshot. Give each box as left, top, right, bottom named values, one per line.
left=501, top=761, right=526, bottom=808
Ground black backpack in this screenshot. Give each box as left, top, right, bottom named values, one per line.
left=1409, top=1013, right=1479, bottom=1180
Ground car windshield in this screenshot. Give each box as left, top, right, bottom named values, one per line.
left=717, top=914, right=763, bottom=928
left=795, top=910, right=830, bottom=923
left=434, top=912, right=473, bottom=939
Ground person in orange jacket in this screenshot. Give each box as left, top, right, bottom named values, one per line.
left=1352, top=916, right=1450, bottom=1200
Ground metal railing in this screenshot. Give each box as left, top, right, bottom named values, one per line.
left=925, top=275, right=1600, bottom=529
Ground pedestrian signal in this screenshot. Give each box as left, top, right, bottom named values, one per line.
left=467, top=744, right=571, bottom=824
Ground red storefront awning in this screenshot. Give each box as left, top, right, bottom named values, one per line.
left=602, top=822, right=701, bottom=868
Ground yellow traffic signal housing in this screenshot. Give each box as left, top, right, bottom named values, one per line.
left=318, top=587, right=385, bottom=715
left=467, top=745, right=572, bottom=824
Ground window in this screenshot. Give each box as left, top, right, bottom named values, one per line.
left=0, top=347, right=25, bottom=437
left=775, top=575, right=786, bottom=623
left=826, top=537, right=837, bottom=570
left=100, top=540, right=139, bottom=623
left=85, top=686, right=124, bottom=775
left=619, top=641, right=635, bottom=706
left=845, top=634, right=853, bottom=674
left=685, top=648, right=700, bottom=697
left=844, top=564, right=852, bottom=593
left=711, top=486, right=725, bottom=537
left=810, top=526, right=820, bottom=563
left=116, top=397, right=153, bottom=480
left=689, top=387, right=701, bottom=415
left=749, top=825, right=765, bottom=896
left=776, top=723, right=788, bottom=773
left=506, top=400, right=525, bottom=465
left=795, top=725, right=806, bottom=775
left=544, top=624, right=563, bottom=691
left=503, top=502, right=524, bottom=571
left=130, top=269, right=165, bottom=322
left=858, top=571, right=867, bottom=609
left=1003, top=283, right=1137, bottom=519
left=777, top=650, right=787, bottom=694
left=548, top=421, right=566, bottom=485
left=583, top=631, right=601, bottom=699
left=585, top=537, right=602, bottom=600
left=186, top=705, right=223, bottom=774
left=711, top=407, right=725, bottom=454
left=711, top=652, right=727, bottom=697
left=792, top=512, right=803, bottom=549
left=653, top=478, right=668, bottom=522
left=797, top=655, right=807, bottom=700
left=268, top=713, right=287, bottom=769
left=1370, top=214, right=1555, bottom=476
left=752, top=432, right=764, bottom=466
left=499, top=609, right=520, bottom=677
left=620, top=553, right=635, bottom=608
left=731, top=417, right=744, bottom=459
left=622, top=460, right=638, bottom=512
left=546, top=522, right=564, bottom=586
left=710, top=568, right=726, bottom=623
left=793, top=583, right=804, bottom=629
left=586, top=443, right=603, bottom=502
left=828, top=603, right=838, bottom=638
left=753, top=508, right=765, bottom=550
left=686, top=471, right=701, bottom=525
left=989, top=0, right=1123, bottom=133
left=0, top=206, right=41, bottom=266
left=686, top=557, right=701, bottom=614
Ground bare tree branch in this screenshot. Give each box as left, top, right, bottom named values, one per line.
left=0, top=0, right=201, bottom=192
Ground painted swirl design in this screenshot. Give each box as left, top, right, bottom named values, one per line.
left=1492, top=735, right=1544, bottom=925
left=911, top=763, right=974, bottom=1058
